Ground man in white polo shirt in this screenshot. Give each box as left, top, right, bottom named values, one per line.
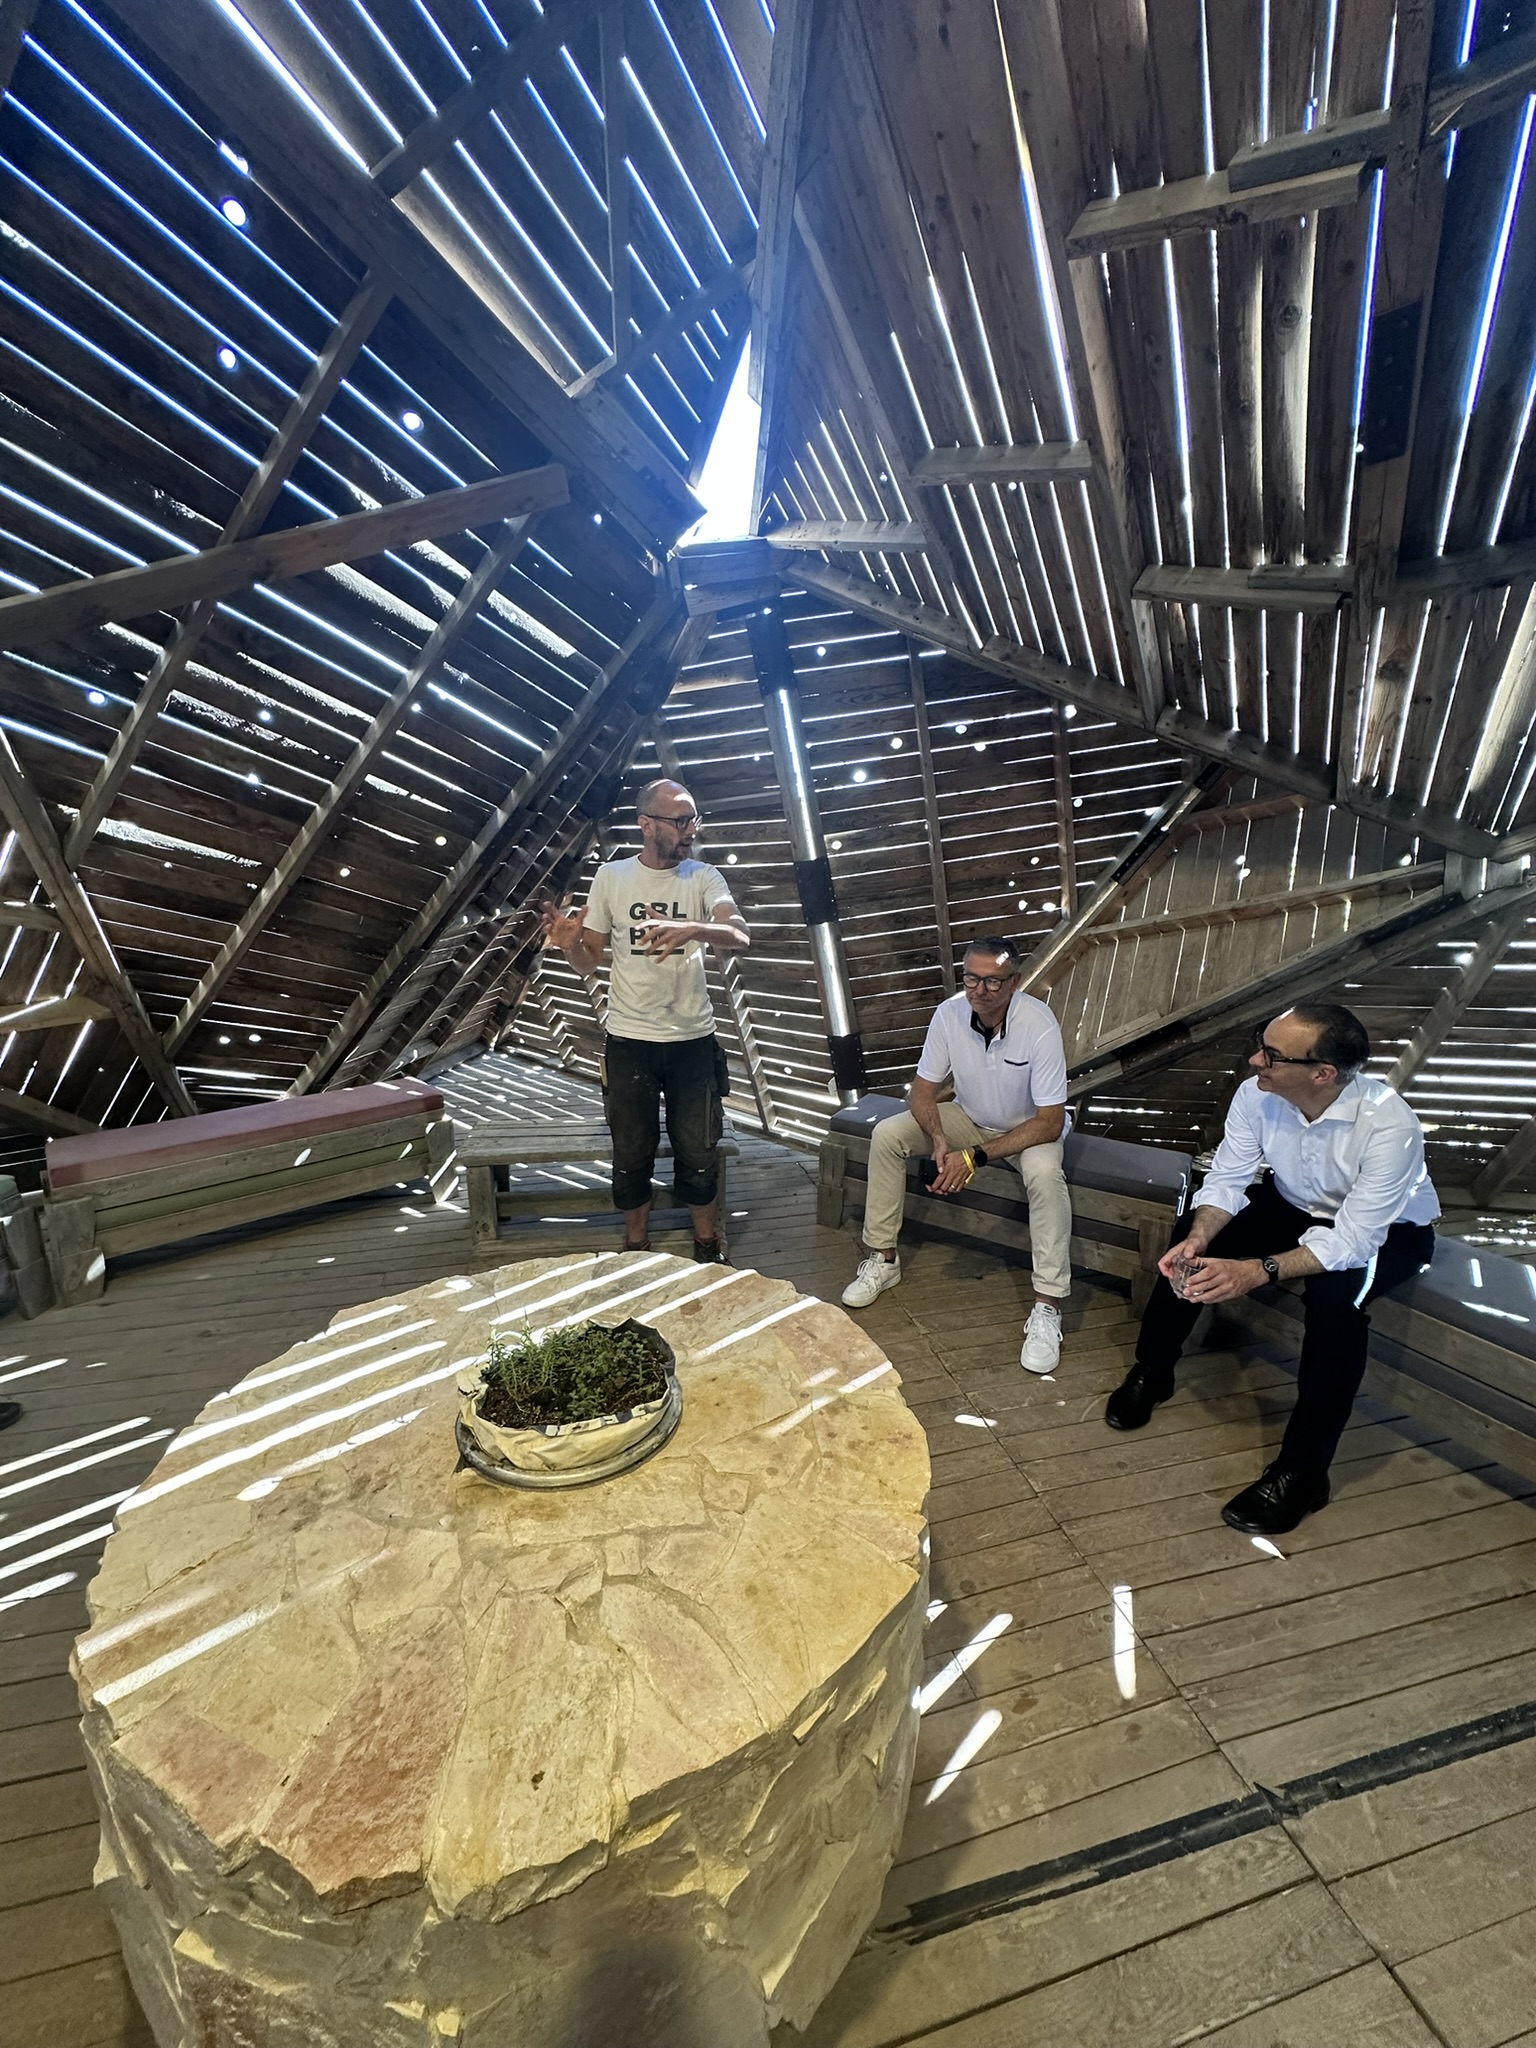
left=1105, top=1000, right=1439, bottom=1536
left=842, top=935, right=1073, bottom=1373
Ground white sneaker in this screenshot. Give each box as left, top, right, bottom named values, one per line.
left=842, top=1253, right=902, bottom=1307
left=1021, top=1301, right=1063, bottom=1374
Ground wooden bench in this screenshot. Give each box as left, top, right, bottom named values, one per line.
left=460, top=1119, right=739, bottom=1249
left=40, top=1079, right=453, bottom=1306
left=817, top=1095, right=1192, bottom=1310
left=1230, top=1233, right=1536, bottom=1485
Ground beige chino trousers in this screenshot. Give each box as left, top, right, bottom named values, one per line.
left=862, top=1104, right=1073, bottom=1299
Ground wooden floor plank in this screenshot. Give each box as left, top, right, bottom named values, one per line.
left=890, top=1882, right=1371, bottom=2048
left=1183, top=1960, right=1442, bottom=2046
left=1395, top=1903, right=1536, bottom=2048
left=1334, top=1807, right=1536, bottom=1963
left=1290, top=1736, right=1536, bottom=1880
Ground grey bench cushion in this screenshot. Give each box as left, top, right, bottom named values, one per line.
left=1389, top=1238, right=1536, bottom=1364
left=828, top=1095, right=1192, bottom=1210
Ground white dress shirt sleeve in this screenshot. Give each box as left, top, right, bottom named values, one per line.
left=1195, top=1083, right=1267, bottom=1220
left=1301, top=1113, right=1429, bottom=1273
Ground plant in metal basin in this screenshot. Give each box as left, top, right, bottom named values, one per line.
left=456, top=1318, right=681, bottom=1489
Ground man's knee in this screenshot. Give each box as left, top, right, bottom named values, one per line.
left=869, top=1111, right=922, bottom=1163
left=1301, top=1267, right=1369, bottom=1314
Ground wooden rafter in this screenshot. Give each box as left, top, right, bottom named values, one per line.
left=1135, top=564, right=1351, bottom=613
left=790, top=202, right=966, bottom=600
left=0, top=1083, right=93, bottom=1138
left=766, top=521, right=927, bottom=553
left=905, top=639, right=955, bottom=993
left=0, top=900, right=59, bottom=933
left=0, top=727, right=196, bottom=1116
left=911, top=444, right=1094, bottom=486
left=1066, top=159, right=1368, bottom=258
left=789, top=554, right=1511, bottom=862
left=291, top=592, right=702, bottom=1094
left=63, top=271, right=394, bottom=866
left=1069, top=880, right=1536, bottom=1099
left=1081, top=862, right=1443, bottom=947
left=107, top=0, right=700, bottom=551
left=368, top=0, right=609, bottom=197
left=0, top=467, right=566, bottom=653
left=162, top=515, right=544, bottom=1058
left=1426, top=23, right=1536, bottom=139
left=1051, top=705, right=1077, bottom=917
left=750, top=0, right=818, bottom=521
left=0, top=990, right=111, bottom=1033
left=1384, top=898, right=1531, bottom=1091
left=1470, top=1113, right=1536, bottom=1205
left=994, top=0, right=1165, bottom=727
left=601, top=4, right=632, bottom=368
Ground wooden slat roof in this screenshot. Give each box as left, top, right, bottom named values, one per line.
left=3, top=0, right=1536, bottom=1211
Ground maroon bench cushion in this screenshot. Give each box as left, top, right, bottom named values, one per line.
left=46, top=1080, right=446, bottom=1190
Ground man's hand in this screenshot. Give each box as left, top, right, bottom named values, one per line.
left=1158, top=1239, right=1210, bottom=1282
left=927, top=1138, right=974, bottom=1196
left=541, top=902, right=585, bottom=951
left=636, top=915, right=701, bottom=960
left=1179, top=1257, right=1264, bottom=1304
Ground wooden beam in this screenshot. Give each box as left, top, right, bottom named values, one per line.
left=1427, top=24, right=1536, bottom=141
left=1135, top=563, right=1351, bottom=613
left=570, top=260, right=754, bottom=398
left=750, top=0, right=818, bottom=516
left=0, top=0, right=42, bottom=100
left=1051, top=705, right=1077, bottom=917
left=1066, top=160, right=1368, bottom=259
left=1395, top=534, right=1536, bottom=598
left=911, top=443, right=1095, bottom=486
left=600, top=5, right=632, bottom=366
left=1070, top=880, right=1536, bottom=1098
left=993, top=0, right=1166, bottom=725
left=1470, top=1110, right=1536, bottom=1204
left=1227, top=108, right=1392, bottom=192
left=790, top=202, right=964, bottom=598
left=163, top=517, right=540, bottom=1057
left=765, top=520, right=927, bottom=553
left=291, top=592, right=699, bottom=1093
left=1083, top=863, right=1443, bottom=947
left=906, top=639, right=955, bottom=992
left=0, top=991, right=112, bottom=1033
left=1385, top=898, right=1531, bottom=1091
left=107, top=0, right=699, bottom=552
left=369, top=0, right=608, bottom=196
left=791, top=554, right=1511, bottom=864
left=63, top=271, right=394, bottom=866
left=0, top=900, right=59, bottom=933
left=0, top=728, right=196, bottom=1116
left=0, top=1083, right=92, bottom=1138
left=0, top=467, right=566, bottom=654
left=1019, top=769, right=1226, bottom=995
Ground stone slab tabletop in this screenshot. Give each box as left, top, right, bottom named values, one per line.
left=75, top=1252, right=931, bottom=2047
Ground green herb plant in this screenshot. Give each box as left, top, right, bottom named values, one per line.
left=476, top=1320, right=668, bottom=1430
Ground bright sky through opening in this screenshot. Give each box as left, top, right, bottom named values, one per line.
left=681, top=342, right=759, bottom=543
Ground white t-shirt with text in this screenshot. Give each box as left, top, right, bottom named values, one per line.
left=583, top=853, right=732, bottom=1043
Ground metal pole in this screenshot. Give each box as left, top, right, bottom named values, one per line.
left=744, top=598, right=868, bottom=1103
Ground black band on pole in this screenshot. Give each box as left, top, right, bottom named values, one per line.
left=827, top=1032, right=868, bottom=1096
left=795, top=856, right=839, bottom=925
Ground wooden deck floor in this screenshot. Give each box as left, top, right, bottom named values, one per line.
left=3, top=1052, right=1535, bottom=2048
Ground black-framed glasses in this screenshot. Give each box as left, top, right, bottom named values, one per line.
left=1249, top=1029, right=1322, bottom=1068
left=641, top=811, right=698, bottom=828
left=961, top=970, right=1018, bottom=993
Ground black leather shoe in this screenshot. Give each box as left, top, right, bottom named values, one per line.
left=0, top=1401, right=20, bottom=1432
left=1105, top=1365, right=1175, bottom=1431
left=692, top=1237, right=729, bottom=1265
left=1221, top=1462, right=1329, bottom=1535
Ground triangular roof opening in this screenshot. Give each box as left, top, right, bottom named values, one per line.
left=680, top=341, right=760, bottom=546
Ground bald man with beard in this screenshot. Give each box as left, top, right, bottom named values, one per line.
left=542, top=779, right=749, bottom=1262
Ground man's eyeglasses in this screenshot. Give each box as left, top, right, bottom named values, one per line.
left=641, top=811, right=698, bottom=829
left=1249, top=1031, right=1323, bottom=1068
left=961, top=970, right=1017, bottom=994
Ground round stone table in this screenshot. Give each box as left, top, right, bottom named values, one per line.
left=75, top=1253, right=930, bottom=2047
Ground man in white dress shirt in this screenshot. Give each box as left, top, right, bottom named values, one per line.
left=1105, top=1001, right=1439, bottom=1535
left=842, top=936, right=1073, bottom=1374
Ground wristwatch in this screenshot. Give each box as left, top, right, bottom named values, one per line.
left=1260, top=1256, right=1281, bottom=1282
left=972, top=1146, right=989, bottom=1168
